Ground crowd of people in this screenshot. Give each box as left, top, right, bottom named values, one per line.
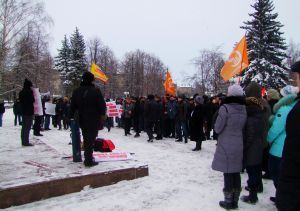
left=0, top=61, right=299, bottom=210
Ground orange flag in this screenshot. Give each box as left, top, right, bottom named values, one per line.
left=90, top=63, right=109, bottom=83
left=164, top=70, right=176, bottom=96
left=220, top=35, right=249, bottom=81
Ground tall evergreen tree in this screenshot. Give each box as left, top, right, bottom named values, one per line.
left=241, top=0, right=288, bottom=89
left=70, top=27, right=87, bottom=89
left=55, top=35, right=71, bottom=88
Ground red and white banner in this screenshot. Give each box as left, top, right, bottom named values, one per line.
left=106, top=102, right=123, bottom=117
left=93, top=152, right=133, bottom=162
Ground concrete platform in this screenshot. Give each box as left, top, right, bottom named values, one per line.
left=0, top=165, right=148, bottom=209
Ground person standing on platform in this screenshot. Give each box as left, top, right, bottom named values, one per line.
left=69, top=72, right=106, bottom=167
left=19, top=78, right=35, bottom=146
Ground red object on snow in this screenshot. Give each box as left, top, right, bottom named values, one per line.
left=94, top=138, right=115, bottom=152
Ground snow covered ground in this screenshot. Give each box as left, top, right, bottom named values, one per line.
left=1, top=109, right=276, bottom=211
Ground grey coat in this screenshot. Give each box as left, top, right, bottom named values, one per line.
left=212, top=97, right=247, bottom=173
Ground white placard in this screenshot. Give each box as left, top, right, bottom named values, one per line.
left=45, top=102, right=56, bottom=115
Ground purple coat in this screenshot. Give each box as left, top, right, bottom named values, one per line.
left=212, top=97, right=247, bottom=173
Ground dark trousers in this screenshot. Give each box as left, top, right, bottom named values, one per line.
left=170, top=119, right=176, bottom=137
left=44, top=115, right=50, bottom=129
left=262, top=146, right=271, bottom=175
left=33, top=116, right=42, bottom=135
left=163, top=117, right=171, bottom=137
left=81, top=128, right=98, bottom=163
left=276, top=190, right=300, bottom=211
left=63, top=116, right=69, bottom=130
left=224, top=173, right=241, bottom=191
left=57, top=115, right=63, bottom=129
left=246, top=165, right=262, bottom=191
left=154, top=119, right=162, bottom=138
left=145, top=120, right=155, bottom=140
left=269, top=154, right=282, bottom=188
left=176, top=120, right=188, bottom=140
left=124, top=118, right=131, bottom=135
left=21, top=115, right=33, bottom=145
left=14, top=114, right=22, bottom=126
left=133, top=117, right=140, bottom=134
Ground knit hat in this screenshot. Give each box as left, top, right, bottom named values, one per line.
left=82, top=71, right=94, bottom=83
left=280, top=85, right=299, bottom=97
left=244, top=81, right=262, bottom=98
left=267, top=89, right=280, bottom=100
left=291, top=61, right=300, bottom=73
left=23, top=78, right=33, bottom=89
left=194, top=96, right=204, bottom=104
left=227, top=84, right=244, bottom=97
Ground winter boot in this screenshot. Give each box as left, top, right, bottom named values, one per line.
left=232, top=189, right=241, bottom=209
left=219, top=191, right=235, bottom=210
left=192, top=142, right=202, bottom=151
left=241, top=190, right=258, bottom=204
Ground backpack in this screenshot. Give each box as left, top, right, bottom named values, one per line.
left=94, top=138, right=115, bottom=152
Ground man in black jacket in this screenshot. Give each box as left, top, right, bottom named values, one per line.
left=69, top=72, right=106, bottom=167
left=276, top=61, right=300, bottom=211
left=144, top=94, right=158, bottom=142
left=19, top=78, right=35, bottom=146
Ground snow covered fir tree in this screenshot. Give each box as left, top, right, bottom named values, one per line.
left=241, top=0, right=288, bottom=89
left=55, top=35, right=72, bottom=94
left=55, top=27, right=87, bottom=95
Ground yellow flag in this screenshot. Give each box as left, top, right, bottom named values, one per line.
left=220, top=35, right=249, bottom=81
left=90, top=63, right=108, bottom=83
left=164, top=70, right=176, bottom=96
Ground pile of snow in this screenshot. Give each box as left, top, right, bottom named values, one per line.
left=1, top=109, right=275, bottom=210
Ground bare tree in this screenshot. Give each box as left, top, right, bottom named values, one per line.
left=120, top=50, right=165, bottom=96
left=192, top=47, right=226, bottom=95
left=87, top=38, right=119, bottom=98
left=0, top=0, right=52, bottom=99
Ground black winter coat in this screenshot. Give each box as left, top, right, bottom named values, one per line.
left=243, top=98, right=265, bottom=166
left=278, top=94, right=300, bottom=194
left=13, top=101, right=22, bottom=115
left=144, top=99, right=158, bottom=122
left=70, top=83, right=106, bottom=131
left=190, top=104, right=205, bottom=141
left=0, top=103, right=5, bottom=114
left=19, top=87, right=35, bottom=116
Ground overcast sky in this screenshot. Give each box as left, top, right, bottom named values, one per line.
left=43, top=0, right=300, bottom=84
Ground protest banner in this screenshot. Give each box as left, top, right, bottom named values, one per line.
left=93, top=152, right=133, bottom=162
left=45, top=102, right=56, bottom=115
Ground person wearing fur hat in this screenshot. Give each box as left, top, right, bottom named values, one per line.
left=69, top=72, right=106, bottom=167
left=19, top=78, right=35, bottom=146
left=241, top=82, right=266, bottom=204
left=276, top=61, right=300, bottom=210
left=267, top=89, right=280, bottom=113
left=189, top=96, right=205, bottom=151
left=212, top=84, right=247, bottom=210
